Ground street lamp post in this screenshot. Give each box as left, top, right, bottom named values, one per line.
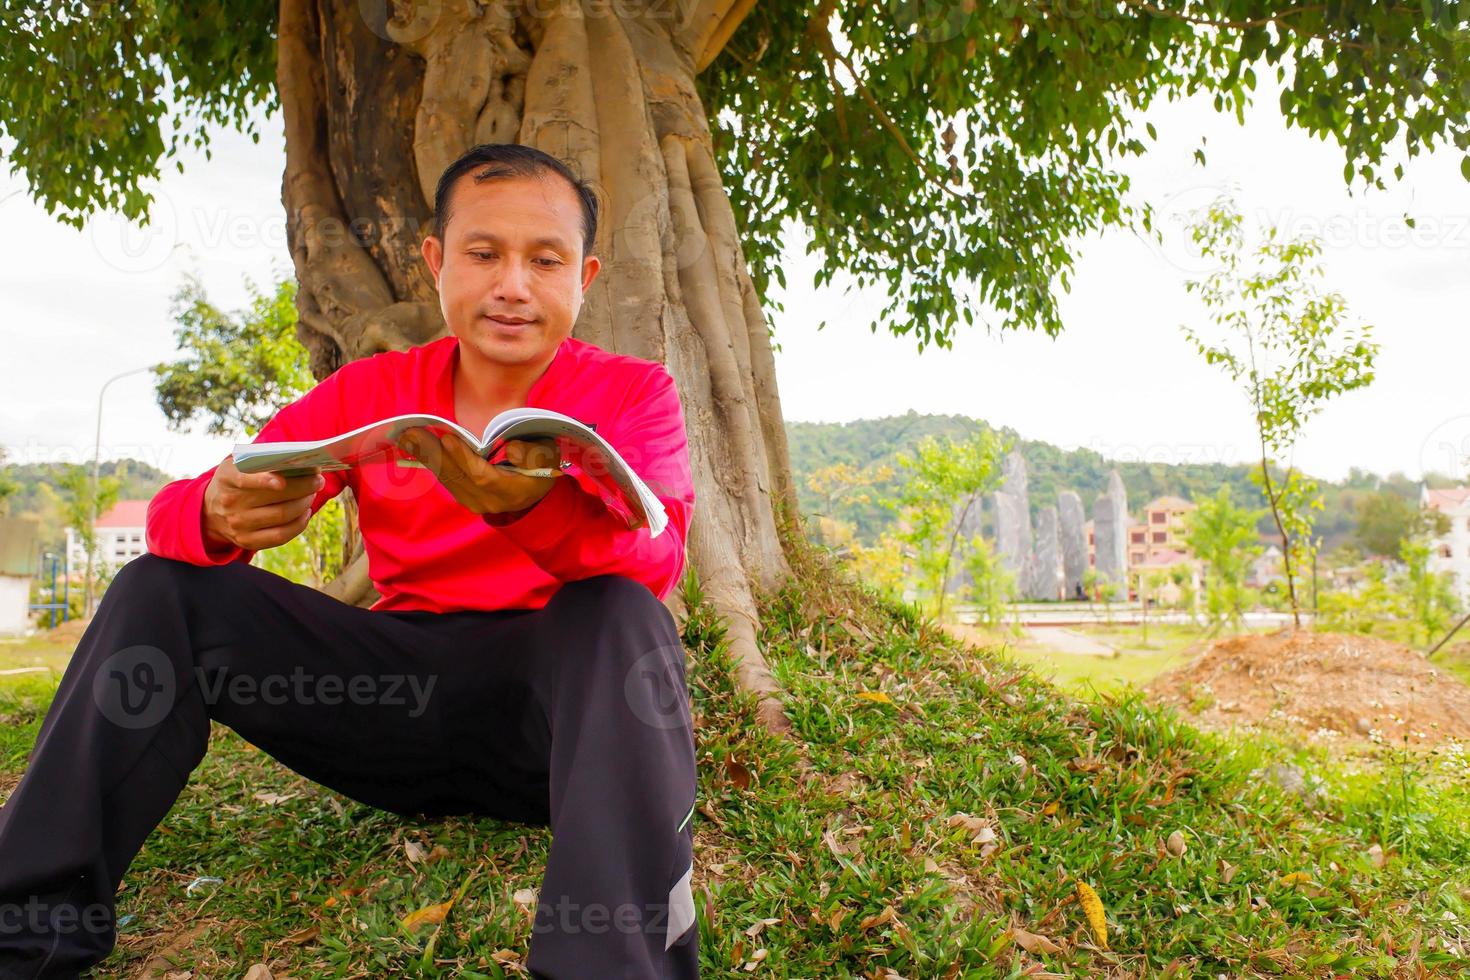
left=86, top=365, right=156, bottom=618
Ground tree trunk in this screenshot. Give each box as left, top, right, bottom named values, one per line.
left=278, top=0, right=799, bottom=731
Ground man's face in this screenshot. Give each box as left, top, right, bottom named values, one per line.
left=422, top=172, right=599, bottom=370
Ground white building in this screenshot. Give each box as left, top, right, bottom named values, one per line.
left=1422, top=486, right=1470, bottom=598
left=66, top=499, right=151, bottom=574
left=1247, top=543, right=1284, bottom=588
left=0, top=517, right=39, bottom=635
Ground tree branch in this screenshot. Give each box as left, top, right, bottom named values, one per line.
left=1120, top=0, right=1324, bottom=32
left=691, top=0, right=758, bottom=71
left=1116, top=0, right=1386, bottom=54
left=806, top=0, right=848, bottom=140
left=831, top=49, right=972, bottom=202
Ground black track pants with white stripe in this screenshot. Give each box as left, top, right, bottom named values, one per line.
left=0, top=553, right=699, bottom=979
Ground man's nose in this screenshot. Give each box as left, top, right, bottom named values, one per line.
left=492, top=256, right=533, bottom=302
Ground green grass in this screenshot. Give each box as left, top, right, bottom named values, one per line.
left=989, top=623, right=1281, bottom=698
left=2, top=571, right=1469, bottom=976
left=982, top=623, right=1207, bottom=698
left=0, top=631, right=75, bottom=772
left=998, top=641, right=1192, bottom=697
left=0, top=629, right=76, bottom=672
left=1074, top=622, right=1229, bottom=657
left=1434, top=642, right=1470, bottom=689
left=0, top=675, right=53, bottom=774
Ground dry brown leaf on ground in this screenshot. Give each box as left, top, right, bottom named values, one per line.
left=489, top=948, right=527, bottom=975
left=1010, top=924, right=1063, bottom=955
left=946, top=812, right=998, bottom=853
left=399, top=872, right=477, bottom=934
left=858, top=905, right=899, bottom=932
left=281, top=924, right=319, bottom=945
left=744, top=916, right=780, bottom=937
left=724, top=757, right=753, bottom=790
left=252, top=791, right=296, bottom=806
left=741, top=948, right=768, bottom=971
left=947, top=813, right=986, bottom=834
left=400, top=900, right=453, bottom=933
left=136, top=921, right=213, bottom=978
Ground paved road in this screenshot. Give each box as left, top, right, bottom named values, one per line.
left=953, top=603, right=1305, bottom=628
left=1022, top=626, right=1117, bottom=657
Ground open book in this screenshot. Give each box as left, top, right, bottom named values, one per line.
left=231, top=408, right=669, bottom=538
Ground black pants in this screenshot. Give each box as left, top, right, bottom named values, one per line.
left=0, top=554, right=699, bottom=979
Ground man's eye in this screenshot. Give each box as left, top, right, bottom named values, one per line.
left=535, top=257, right=561, bottom=267
left=470, top=251, right=496, bottom=260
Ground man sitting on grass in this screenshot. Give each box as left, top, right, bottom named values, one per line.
left=0, top=143, right=699, bottom=980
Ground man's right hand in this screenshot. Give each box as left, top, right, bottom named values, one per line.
left=202, top=456, right=326, bottom=552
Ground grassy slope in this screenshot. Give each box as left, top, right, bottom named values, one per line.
left=0, top=558, right=1467, bottom=976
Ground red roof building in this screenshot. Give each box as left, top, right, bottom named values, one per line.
left=66, top=498, right=152, bottom=571
left=96, top=499, right=151, bottom=528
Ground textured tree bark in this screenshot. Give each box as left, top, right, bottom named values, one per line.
left=278, top=0, right=798, bottom=731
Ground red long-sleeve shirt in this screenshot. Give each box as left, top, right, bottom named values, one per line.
left=145, top=334, right=695, bottom=612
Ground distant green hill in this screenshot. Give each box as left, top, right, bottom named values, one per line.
left=784, top=411, right=1454, bottom=550
left=0, top=425, right=1450, bottom=563
left=1, top=458, right=175, bottom=554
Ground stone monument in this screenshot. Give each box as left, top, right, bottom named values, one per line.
left=991, top=451, right=1033, bottom=576
left=1025, top=505, right=1062, bottom=600
left=1058, top=491, right=1087, bottom=600
left=1092, top=469, right=1129, bottom=586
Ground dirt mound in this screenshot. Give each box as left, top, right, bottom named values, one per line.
left=1147, top=630, right=1470, bottom=746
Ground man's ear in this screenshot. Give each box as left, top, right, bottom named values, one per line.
left=421, top=235, right=444, bottom=287
left=580, top=253, right=601, bottom=293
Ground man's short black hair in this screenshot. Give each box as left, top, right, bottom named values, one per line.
left=432, top=144, right=599, bottom=257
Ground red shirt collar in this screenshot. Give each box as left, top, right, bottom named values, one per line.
left=435, top=335, right=573, bottom=417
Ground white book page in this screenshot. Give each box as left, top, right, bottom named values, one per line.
left=232, top=414, right=476, bottom=474
left=480, top=409, right=669, bottom=537
left=231, top=407, right=670, bottom=538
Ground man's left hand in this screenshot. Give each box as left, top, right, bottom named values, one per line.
left=397, top=428, right=560, bottom=516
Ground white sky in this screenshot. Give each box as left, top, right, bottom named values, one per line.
left=1, top=85, right=1466, bottom=484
